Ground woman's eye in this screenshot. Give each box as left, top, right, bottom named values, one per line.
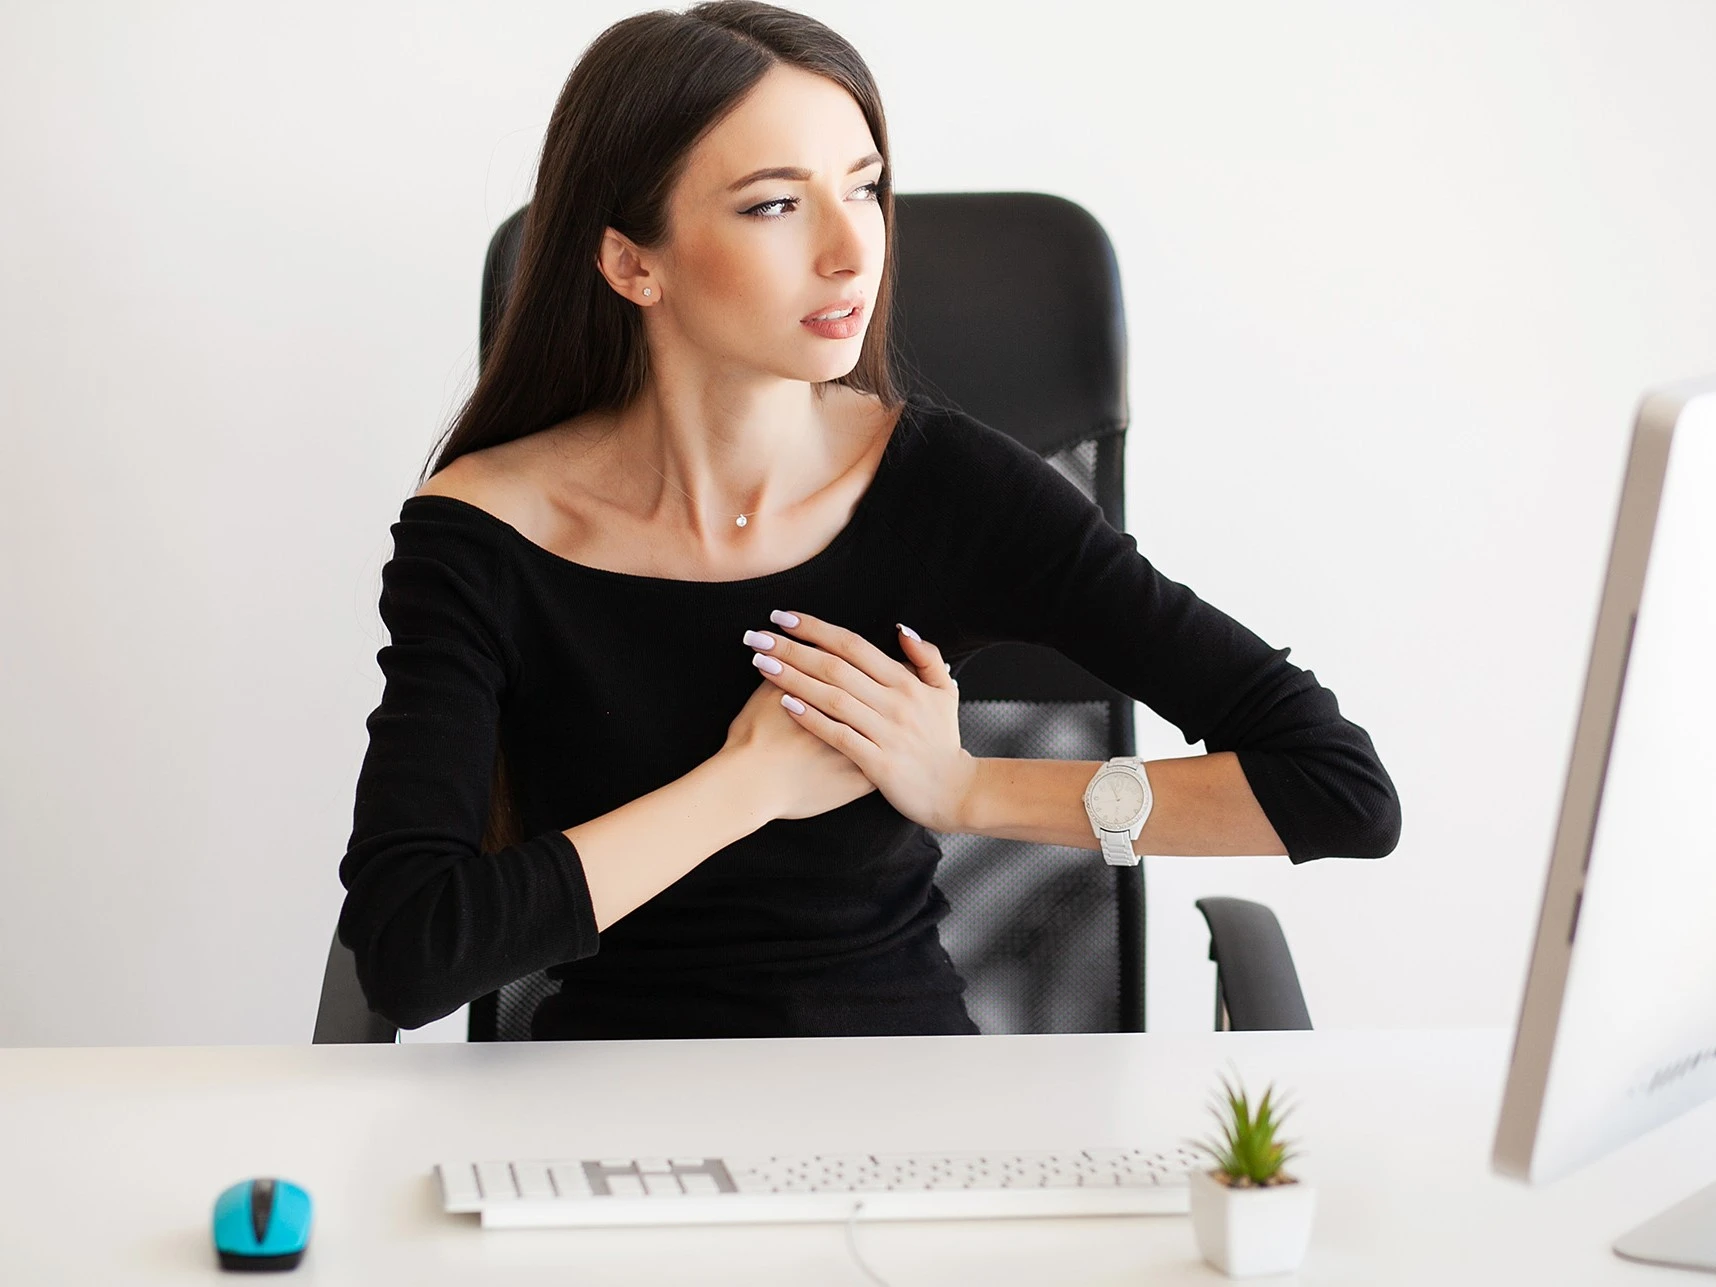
left=744, top=181, right=882, bottom=220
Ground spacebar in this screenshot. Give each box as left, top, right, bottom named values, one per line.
left=480, top=1186, right=1188, bottom=1228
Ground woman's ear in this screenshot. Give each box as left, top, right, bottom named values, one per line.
left=596, top=228, right=657, bottom=305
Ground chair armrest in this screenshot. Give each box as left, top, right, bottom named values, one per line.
left=1193, top=896, right=1313, bottom=1031
left=312, top=931, right=399, bottom=1044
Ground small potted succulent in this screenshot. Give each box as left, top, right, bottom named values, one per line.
left=1186, top=1068, right=1316, bottom=1278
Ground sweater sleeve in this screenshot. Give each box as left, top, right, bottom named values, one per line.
left=926, top=416, right=1401, bottom=863
left=336, top=502, right=600, bottom=1030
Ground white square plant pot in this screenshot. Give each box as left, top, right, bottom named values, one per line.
left=1188, top=1167, right=1316, bottom=1278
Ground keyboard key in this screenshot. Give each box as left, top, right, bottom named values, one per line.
left=604, top=1173, right=646, bottom=1199
left=476, top=1161, right=518, bottom=1200
left=514, top=1161, right=555, bottom=1200
left=549, top=1164, right=592, bottom=1197
left=679, top=1171, right=724, bottom=1197
left=1118, top=1172, right=1168, bottom=1187
left=438, top=1163, right=480, bottom=1208
left=704, top=1160, right=740, bottom=1193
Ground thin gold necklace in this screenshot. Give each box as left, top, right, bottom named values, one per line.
left=643, top=459, right=762, bottom=528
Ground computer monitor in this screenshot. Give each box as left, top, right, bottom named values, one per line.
left=1492, top=373, right=1716, bottom=1273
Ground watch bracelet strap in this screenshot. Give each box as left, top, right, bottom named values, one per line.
left=1098, top=827, right=1138, bottom=865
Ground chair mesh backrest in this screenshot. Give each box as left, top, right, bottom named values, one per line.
left=931, top=439, right=1123, bottom=1034
left=491, top=970, right=559, bottom=1041
left=473, top=193, right=1139, bottom=1040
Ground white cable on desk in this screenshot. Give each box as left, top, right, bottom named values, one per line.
left=844, top=1200, right=892, bottom=1286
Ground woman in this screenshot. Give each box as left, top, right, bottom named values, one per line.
left=337, top=0, right=1401, bottom=1040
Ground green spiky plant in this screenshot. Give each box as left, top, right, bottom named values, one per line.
left=1190, top=1067, right=1302, bottom=1187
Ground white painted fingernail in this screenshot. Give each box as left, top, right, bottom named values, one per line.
left=781, top=694, right=805, bottom=714
left=743, top=629, right=775, bottom=650
left=770, top=610, right=800, bottom=628
left=897, top=623, right=920, bottom=640
left=753, top=652, right=783, bottom=674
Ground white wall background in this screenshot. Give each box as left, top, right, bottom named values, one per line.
left=2, top=0, right=1712, bottom=1046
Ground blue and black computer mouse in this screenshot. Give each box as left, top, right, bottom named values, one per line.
left=212, top=1177, right=313, bottom=1272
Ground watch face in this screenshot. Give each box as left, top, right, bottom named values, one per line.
left=1089, top=770, right=1145, bottom=829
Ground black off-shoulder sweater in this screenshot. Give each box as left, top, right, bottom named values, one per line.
left=337, top=395, right=1401, bottom=1037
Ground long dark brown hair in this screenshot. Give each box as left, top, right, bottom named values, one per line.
left=436, top=2, right=909, bottom=853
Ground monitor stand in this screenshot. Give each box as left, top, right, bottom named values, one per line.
left=1614, top=1177, right=1716, bottom=1273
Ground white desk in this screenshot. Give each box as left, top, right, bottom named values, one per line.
left=2, top=1027, right=1712, bottom=1284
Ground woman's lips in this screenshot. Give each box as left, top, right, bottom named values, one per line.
left=800, top=302, right=864, bottom=339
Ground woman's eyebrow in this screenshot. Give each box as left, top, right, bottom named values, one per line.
left=727, top=151, right=884, bottom=192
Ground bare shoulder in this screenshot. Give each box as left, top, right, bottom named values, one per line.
left=413, top=448, right=498, bottom=505
left=411, top=436, right=555, bottom=535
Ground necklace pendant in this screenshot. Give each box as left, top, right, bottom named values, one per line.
left=736, top=514, right=748, bottom=527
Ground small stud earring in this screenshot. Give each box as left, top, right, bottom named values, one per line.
left=642, top=288, right=652, bottom=297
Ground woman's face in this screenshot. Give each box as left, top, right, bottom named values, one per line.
left=632, top=64, right=887, bottom=386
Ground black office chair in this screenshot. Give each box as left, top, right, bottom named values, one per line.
left=314, top=192, right=1311, bottom=1044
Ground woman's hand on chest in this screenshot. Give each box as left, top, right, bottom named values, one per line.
left=740, top=609, right=977, bottom=834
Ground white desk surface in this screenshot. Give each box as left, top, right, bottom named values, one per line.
left=3, top=1027, right=1712, bottom=1284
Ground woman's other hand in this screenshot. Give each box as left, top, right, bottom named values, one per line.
left=740, top=610, right=977, bottom=833
left=719, top=670, right=878, bottom=821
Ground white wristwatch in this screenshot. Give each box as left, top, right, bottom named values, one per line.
left=1083, top=756, right=1153, bottom=867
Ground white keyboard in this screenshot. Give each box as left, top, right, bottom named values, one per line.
left=437, top=1145, right=1201, bottom=1228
